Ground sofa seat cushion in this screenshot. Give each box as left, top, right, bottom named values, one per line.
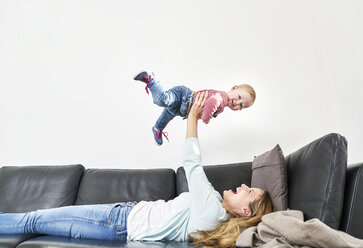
left=75, top=169, right=176, bottom=205
left=286, top=133, right=347, bottom=229
left=17, top=235, right=193, bottom=248
left=0, top=234, right=38, bottom=248
left=0, top=164, right=85, bottom=213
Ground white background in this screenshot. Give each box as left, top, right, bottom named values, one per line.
left=1, top=0, right=362, bottom=169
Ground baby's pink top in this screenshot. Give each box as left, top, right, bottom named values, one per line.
left=193, top=90, right=229, bottom=124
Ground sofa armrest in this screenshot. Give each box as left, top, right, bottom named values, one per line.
left=286, top=133, right=347, bottom=229
left=339, top=163, right=363, bottom=238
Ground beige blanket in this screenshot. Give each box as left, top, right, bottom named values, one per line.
left=236, top=210, right=363, bottom=248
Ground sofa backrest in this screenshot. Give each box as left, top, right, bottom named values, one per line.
left=176, top=162, right=252, bottom=196
left=286, top=133, right=347, bottom=229
left=75, top=168, right=176, bottom=205
left=0, top=164, right=84, bottom=213
left=176, top=133, right=347, bottom=230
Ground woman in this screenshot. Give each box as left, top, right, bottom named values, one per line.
left=0, top=92, right=273, bottom=247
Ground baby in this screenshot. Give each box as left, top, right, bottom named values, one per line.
left=134, top=70, right=256, bottom=145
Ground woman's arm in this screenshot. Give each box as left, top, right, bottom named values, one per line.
left=186, top=92, right=208, bottom=138
left=184, top=92, right=228, bottom=230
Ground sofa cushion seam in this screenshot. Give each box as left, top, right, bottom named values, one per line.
left=320, top=136, right=337, bottom=225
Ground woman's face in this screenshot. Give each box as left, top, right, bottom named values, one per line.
left=222, top=184, right=264, bottom=217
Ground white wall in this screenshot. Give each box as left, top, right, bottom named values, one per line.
left=0, top=0, right=362, bottom=169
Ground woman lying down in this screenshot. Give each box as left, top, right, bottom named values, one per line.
left=0, top=92, right=274, bottom=248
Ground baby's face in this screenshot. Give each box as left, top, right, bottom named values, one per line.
left=227, top=87, right=253, bottom=111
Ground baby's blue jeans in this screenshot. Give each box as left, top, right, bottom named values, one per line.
left=0, top=202, right=135, bottom=241
left=148, top=77, right=193, bottom=131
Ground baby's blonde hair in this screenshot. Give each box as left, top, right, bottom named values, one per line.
left=237, top=84, right=256, bottom=103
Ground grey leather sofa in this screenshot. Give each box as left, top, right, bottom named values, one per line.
left=0, top=133, right=362, bottom=248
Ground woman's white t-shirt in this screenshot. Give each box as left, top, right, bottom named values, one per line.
left=127, top=138, right=228, bottom=241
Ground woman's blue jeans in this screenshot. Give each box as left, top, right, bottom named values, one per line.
left=0, top=202, right=135, bottom=241
left=148, top=77, right=193, bottom=131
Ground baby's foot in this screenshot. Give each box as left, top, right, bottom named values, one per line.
left=133, top=70, right=154, bottom=83
left=133, top=71, right=155, bottom=95
left=152, top=126, right=169, bottom=146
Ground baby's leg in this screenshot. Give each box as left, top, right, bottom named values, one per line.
left=148, top=78, right=180, bottom=108
left=155, top=108, right=175, bottom=131
left=0, top=204, right=121, bottom=240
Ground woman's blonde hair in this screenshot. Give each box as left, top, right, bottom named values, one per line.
left=238, top=84, right=256, bottom=103
left=190, top=191, right=273, bottom=248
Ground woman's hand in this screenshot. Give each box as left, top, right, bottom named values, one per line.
left=186, top=92, right=208, bottom=138
left=188, top=92, right=208, bottom=120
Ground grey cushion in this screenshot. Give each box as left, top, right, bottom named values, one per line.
left=0, top=164, right=85, bottom=213
left=251, top=144, right=288, bottom=211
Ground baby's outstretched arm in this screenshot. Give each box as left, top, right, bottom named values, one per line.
left=201, top=96, right=220, bottom=124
